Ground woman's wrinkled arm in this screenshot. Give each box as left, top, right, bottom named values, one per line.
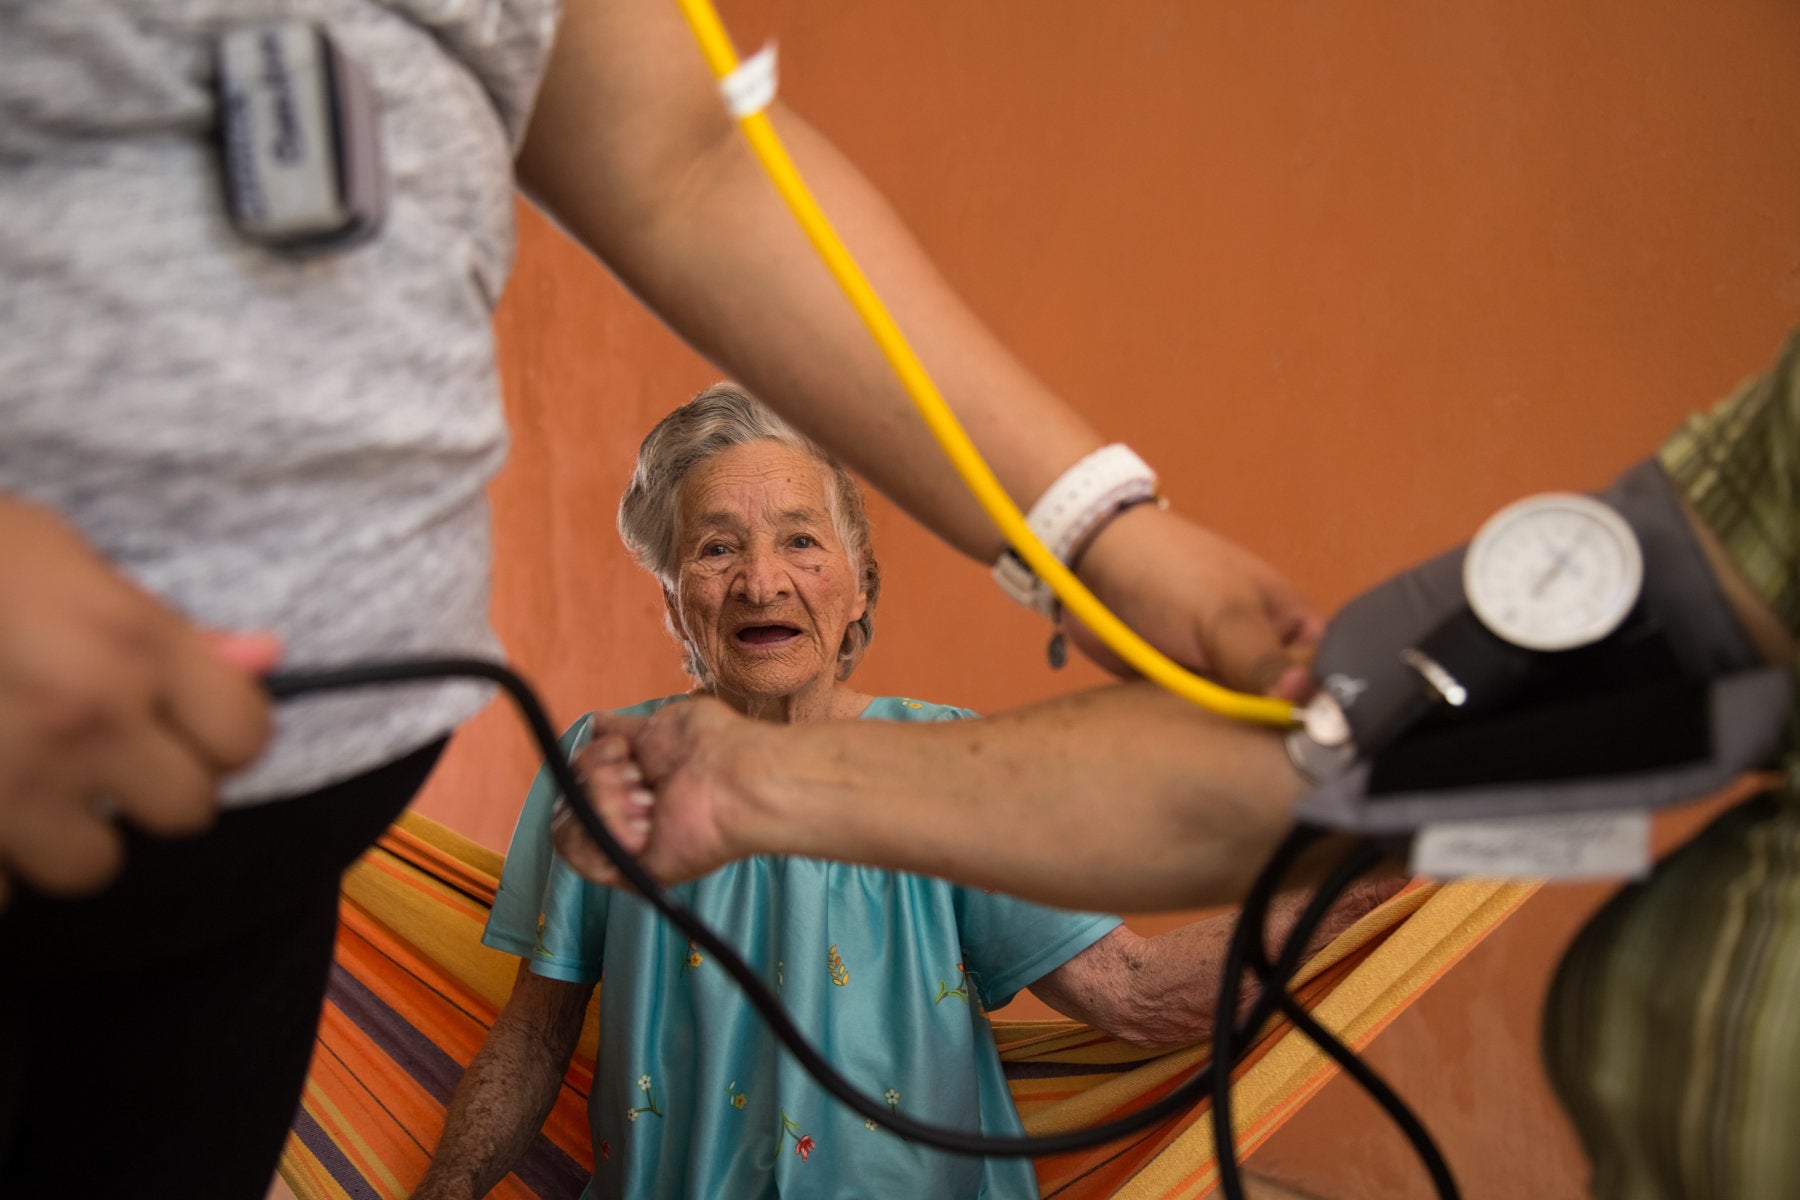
left=1028, top=877, right=1405, bottom=1050
left=413, top=963, right=594, bottom=1200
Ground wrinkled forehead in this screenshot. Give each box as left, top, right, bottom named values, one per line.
left=675, top=441, right=838, bottom=536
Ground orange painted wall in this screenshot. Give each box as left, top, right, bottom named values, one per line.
left=412, top=2, right=1800, bottom=1196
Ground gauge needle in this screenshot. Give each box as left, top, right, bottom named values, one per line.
left=1530, top=531, right=1588, bottom=598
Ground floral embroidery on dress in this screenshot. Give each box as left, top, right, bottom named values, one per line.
left=533, top=912, right=553, bottom=958
left=626, top=1074, right=662, bottom=1122
left=681, top=938, right=704, bottom=973
left=934, top=961, right=970, bottom=1005
left=725, top=1080, right=748, bottom=1110
left=778, top=1109, right=815, bottom=1161
left=900, top=700, right=922, bottom=709
left=600, top=1140, right=611, bottom=1160
left=827, top=944, right=849, bottom=987
left=864, top=1089, right=901, bottom=1132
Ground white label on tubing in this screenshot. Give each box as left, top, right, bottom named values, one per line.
left=720, top=42, right=779, bottom=118
left=1410, top=810, right=1651, bottom=881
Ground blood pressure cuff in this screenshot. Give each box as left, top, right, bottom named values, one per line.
left=1292, top=458, right=1793, bottom=834
left=1295, top=669, right=1789, bottom=833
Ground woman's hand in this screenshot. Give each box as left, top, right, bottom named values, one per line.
left=0, top=495, right=278, bottom=909
left=1068, top=504, right=1323, bottom=700
left=552, top=698, right=763, bottom=889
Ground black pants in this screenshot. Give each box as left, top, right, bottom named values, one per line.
left=0, top=740, right=445, bottom=1200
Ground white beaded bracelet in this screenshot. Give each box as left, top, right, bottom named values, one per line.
left=992, top=444, right=1160, bottom=618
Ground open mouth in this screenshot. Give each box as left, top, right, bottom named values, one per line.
left=735, top=624, right=802, bottom=647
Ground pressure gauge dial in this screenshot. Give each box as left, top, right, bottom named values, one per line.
left=1463, top=492, right=1644, bottom=651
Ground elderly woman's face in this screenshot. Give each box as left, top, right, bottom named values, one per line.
left=669, top=440, right=868, bottom=708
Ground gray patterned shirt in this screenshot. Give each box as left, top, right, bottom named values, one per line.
left=0, top=0, right=560, bottom=803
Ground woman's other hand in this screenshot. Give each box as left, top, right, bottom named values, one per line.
left=1067, top=503, right=1323, bottom=700
left=0, top=495, right=278, bottom=910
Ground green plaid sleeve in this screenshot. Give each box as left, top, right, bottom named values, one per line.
left=1659, top=332, right=1799, bottom=639
left=1660, top=331, right=1799, bottom=790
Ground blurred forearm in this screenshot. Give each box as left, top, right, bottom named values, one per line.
left=729, top=682, right=1302, bottom=911
left=516, top=0, right=1097, bottom=563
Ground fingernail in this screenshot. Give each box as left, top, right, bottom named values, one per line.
left=628, top=787, right=654, bottom=811
left=206, top=630, right=285, bottom=672
left=1275, top=666, right=1316, bottom=701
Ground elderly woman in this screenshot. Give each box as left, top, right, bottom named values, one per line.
left=419, top=384, right=1382, bottom=1200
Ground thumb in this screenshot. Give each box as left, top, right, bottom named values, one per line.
left=1206, top=603, right=1299, bottom=697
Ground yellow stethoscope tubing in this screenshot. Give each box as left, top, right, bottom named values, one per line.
left=674, top=0, right=1296, bottom=728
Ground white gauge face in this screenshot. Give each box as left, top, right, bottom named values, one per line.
left=1463, top=493, right=1644, bottom=652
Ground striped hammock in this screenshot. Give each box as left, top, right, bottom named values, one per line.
left=280, top=812, right=1533, bottom=1199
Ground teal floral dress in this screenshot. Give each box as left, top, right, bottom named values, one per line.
left=485, top=696, right=1122, bottom=1199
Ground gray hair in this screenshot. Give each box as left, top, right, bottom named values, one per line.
left=618, top=382, right=880, bottom=682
